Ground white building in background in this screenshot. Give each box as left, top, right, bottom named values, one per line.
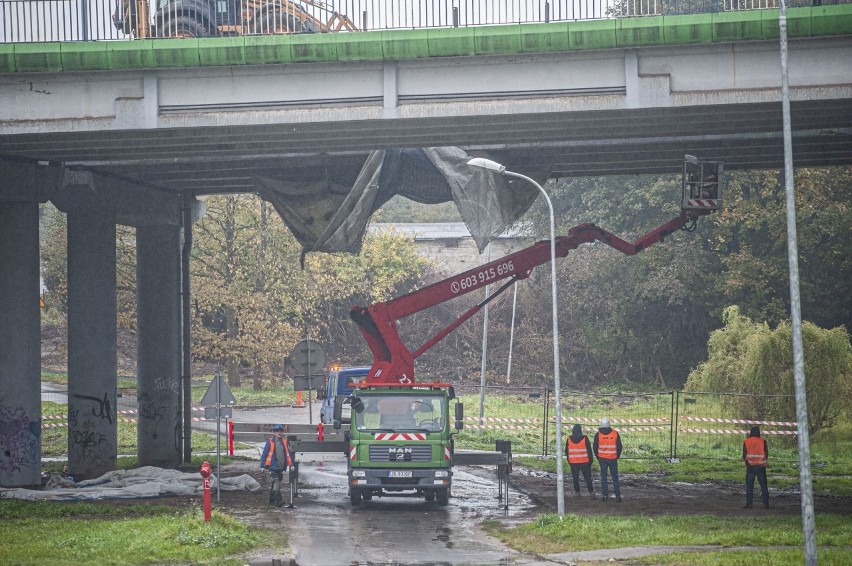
left=369, top=222, right=530, bottom=276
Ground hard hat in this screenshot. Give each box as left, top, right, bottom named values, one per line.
left=273, top=424, right=285, bottom=432
left=600, top=418, right=610, bottom=428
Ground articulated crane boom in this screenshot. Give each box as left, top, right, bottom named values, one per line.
left=351, top=158, right=722, bottom=386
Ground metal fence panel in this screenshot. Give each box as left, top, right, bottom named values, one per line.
left=674, top=391, right=798, bottom=460
left=4, top=0, right=848, bottom=43
left=545, top=390, right=674, bottom=459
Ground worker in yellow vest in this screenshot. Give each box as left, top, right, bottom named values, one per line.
left=593, top=418, right=622, bottom=502
left=742, top=425, right=769, bottom=509
left=565, top=424, right=595, bottom=499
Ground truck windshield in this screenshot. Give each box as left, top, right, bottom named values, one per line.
left=355, top=394, right=445, bottom=433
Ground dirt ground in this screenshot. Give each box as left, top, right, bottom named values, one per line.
left=507, top=465, right=852, bottom=520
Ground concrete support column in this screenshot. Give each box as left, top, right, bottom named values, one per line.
left=0, top=201, right=42, bottom=487
left=136, top=224, right=182, bottom=468
left=67, top=186, right=118, bottom=479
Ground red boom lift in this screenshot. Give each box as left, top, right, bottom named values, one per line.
left=350, top=157, right=723, bottom=385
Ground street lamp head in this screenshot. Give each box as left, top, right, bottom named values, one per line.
left=466, top=157, right=506, bottom=173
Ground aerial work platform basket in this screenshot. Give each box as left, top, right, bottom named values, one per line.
left=682, top=155, right=723, bottom=212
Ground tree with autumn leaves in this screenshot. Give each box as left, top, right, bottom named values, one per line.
left=190, top=195, right=430, bottom=388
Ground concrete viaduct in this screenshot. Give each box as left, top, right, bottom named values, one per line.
left=1, top=6, right=851, bottom=486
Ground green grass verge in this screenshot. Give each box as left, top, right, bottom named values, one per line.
left=631, top=548, right=852, bottom=566
left=484, top=513, right=852, bottom=555
left=0, top=500, right=277, bottom=566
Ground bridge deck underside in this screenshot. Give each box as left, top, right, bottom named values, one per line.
left=1, top=99, right=849, bottom=195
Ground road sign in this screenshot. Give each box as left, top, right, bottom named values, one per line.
left=204, top=407, right=232, bottom=419
left=290, top=339, right=325, bottom=373
left=199, top=375, right=237, bottom=406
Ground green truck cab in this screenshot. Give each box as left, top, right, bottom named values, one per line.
left=334, top=383, right=463, bottom=506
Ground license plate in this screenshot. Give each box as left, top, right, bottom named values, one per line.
left=388, top=471, right=412, bottom=478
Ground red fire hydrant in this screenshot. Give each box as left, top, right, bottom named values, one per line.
left=317, top=421, right=324, bottom=442
left=228, top=420, right=234, bottom=456
left=200, top=461, right=212, bottom=522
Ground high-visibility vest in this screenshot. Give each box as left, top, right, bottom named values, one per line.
left=566, top=437, right=590, bottom=464
left=597, top=430, right=619, bottom=459
left=264, top=436, right=292, bottom=468
left=744, top=436, right=767, bottom=467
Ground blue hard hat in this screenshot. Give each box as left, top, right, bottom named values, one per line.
left=273, top=424, right=284, bottom=431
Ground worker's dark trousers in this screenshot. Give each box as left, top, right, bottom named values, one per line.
left=598, top=458, right=621, bottom=499
left=269, top=470, right=284, bottom=503
left=745, top=465, right=769, bottom=507
left=569, top=462, right=594, bottom=493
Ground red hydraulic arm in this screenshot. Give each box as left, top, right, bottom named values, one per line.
left=350, top=208, right=713, bottom=385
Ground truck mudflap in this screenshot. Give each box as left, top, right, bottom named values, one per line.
left=349, top=468, right=452, bottom=491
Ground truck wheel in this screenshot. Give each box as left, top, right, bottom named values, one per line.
left=160, top=15, right=210, bottom=38
left=436, top=488, right=449, bottom=506
left=424, top=492, right=435, bottom=502
left=349, top=488, right=362, bottom=507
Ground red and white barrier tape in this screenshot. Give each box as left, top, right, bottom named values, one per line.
left=681, top=428, right=798, bottom=436
left=681, top=416, right=796, bottom=427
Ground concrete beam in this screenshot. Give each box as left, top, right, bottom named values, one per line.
left=53, top=169, right=184, bottom=227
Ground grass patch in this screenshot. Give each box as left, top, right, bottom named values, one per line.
left=631, top=548, right=852, bottom=566
left=0, top=500, right=276, bottom=566
left=484, top=513, right=852, bottom=555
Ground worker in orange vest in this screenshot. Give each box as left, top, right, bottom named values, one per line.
left=565, top=424, right=595, bottom=499
left=260, top=424, right=293, bottom=506
left=593, top=418, right=622, bottom=502
left=742, top=425, right=769, bottom=509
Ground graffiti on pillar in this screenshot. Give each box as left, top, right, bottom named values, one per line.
left=154, top=376, right=179, bottom=394
left=138, top=393, right=166, bottom=440
left=0, top=405, right=38, bottom=474
left=72, top=393, right=114, bottom=424
left=68, top=394, right=114, bottom=466
left=173, top=408, right=182, bottom=454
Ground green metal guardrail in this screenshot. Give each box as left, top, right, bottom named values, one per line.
left=1, top=6, right=850, bottom=73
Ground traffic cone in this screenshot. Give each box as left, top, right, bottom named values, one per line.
left=296, top=390, right=304, bottom=407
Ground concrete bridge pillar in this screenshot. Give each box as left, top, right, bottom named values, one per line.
left=136, top=224, right=182, bottom=468
left=0, top=198, right=42, bottom=487
left=0, top=161, right=62, bottom=487
left=65, top=173, right=118, bottom=479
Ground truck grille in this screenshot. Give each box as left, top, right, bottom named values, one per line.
left=369, top=444, right=432, bottom=462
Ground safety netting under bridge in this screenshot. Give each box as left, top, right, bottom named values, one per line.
left=254, top=147, right=543, bottom=257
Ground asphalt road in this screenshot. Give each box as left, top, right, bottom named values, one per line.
left=257, top=453, right=543, bottom=566
left=230, top=401, right=544, bottom=564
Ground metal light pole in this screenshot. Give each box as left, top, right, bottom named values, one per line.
left=779, top=4, right=817, bottom=564
left=479, top=243, right=492, bottom=435
left=467, top=157, right=565, bottom=517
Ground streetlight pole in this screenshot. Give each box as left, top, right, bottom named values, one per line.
left=467, top=157, right=565, bottom=517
